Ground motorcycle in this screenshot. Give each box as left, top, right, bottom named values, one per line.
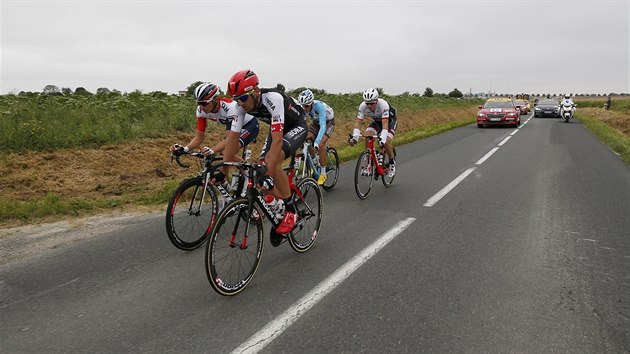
left=560, top=102, right=575, bottom=123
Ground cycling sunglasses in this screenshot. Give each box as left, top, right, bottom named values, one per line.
left=234, top=91, right=254, bottom=103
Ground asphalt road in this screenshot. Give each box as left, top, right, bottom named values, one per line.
left=2, top=113, right=630, bottom=353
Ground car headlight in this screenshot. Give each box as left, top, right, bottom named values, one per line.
left=477, top=112, right=486, bottom=117
left=507, top=112, right=516, bottom=117
left=535, top=107, right=541, bottom=111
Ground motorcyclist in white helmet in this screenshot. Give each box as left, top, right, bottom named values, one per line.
left=560, top=93, right=576, bottom=117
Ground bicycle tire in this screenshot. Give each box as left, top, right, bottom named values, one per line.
left=165, top=177, right=219, bottom=251
left=205, top=198, right=264, bottom=296
left=382, top=147, right=397, bottom=188
left=322, top=147, right=340, bottom=191
left=354, top=150, right=374, bottom=199
left=289, top=177, right=323, bottom=253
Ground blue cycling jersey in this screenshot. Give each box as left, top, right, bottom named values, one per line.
left=306, top=100, right=334, bottom=145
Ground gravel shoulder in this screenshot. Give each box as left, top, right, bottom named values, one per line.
left=0, top=209, right=163, bottom=267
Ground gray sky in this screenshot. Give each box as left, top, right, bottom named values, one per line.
left=1, top=0, right=628, bottom=96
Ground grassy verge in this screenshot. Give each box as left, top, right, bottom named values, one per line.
left=576, top=110, right=630, bottom=164
left=0, top=109, right=477, bottom=226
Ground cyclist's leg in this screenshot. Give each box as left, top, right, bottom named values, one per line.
left=318, top=120, right=334, bottom=168
left=384, top=116, right=397, bottom=162
left=366, top=121, right=380, bottom=148
left=239, top=118, right=259, bottom=150
left=275, top=122, right=307, bottom=234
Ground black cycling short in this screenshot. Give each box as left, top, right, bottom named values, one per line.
left=259, top=120, right=307, bottom=161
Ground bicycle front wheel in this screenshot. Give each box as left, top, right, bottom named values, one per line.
left=354, top=150, right=374, bottom=199
left=322, top=147, right=340, bottom=191
left=382, top=147, right=397, bottom=188
left=205, top=199, right=264, bottom=296
left=289, top=177, right=323, bottom=253
left=165, top=177, right=219, bottom=250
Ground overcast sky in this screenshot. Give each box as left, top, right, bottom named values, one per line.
left=1, top=0, right=628, bottom=96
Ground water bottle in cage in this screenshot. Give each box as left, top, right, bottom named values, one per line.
left=264, top=195, right=285, bottom=219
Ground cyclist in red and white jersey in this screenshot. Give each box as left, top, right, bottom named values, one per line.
left=350, top=88, right=398, bottom=177
left=222, top=69, right=307, bottom=236
left=170, top=83, right=259, bottom=161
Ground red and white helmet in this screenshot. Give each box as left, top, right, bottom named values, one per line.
left=227, top=70, right=259, bottom=97
left=194, top=83, right=219, bottom=103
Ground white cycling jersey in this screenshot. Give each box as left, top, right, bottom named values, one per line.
left=196, top=98, right=255, bottom=133
left=357, top=98, right=391, bottom=121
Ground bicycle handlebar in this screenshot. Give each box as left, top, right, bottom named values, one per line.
left=170, top=151, right=223, bottom=169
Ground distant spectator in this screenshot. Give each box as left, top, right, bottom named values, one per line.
left=605, top=96, right=612, bottom=110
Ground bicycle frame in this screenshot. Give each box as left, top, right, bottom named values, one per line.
left=363, top=135, right=386, bottom=176
left=295, top=141, right=320, bottom=181
left=218, top=160, right=311, bottom=249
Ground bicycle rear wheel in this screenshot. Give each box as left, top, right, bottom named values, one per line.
left=165, top=177, right=219, bottom=250
left=205, top=199, right=264, bottom=296
left=382, top=147, right=397, bottom=188
left=289, top=177, right=323, bottom=253
left=322, top=147, right=340, bottom=191
left=354, top=150, right=374, bottom=199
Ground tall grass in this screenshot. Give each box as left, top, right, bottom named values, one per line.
left=0, top=92, right=191, bottom=152
left=0, top=92, right=482, bottom=152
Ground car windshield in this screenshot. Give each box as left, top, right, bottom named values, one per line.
left=538, top=99, right=558, bottom=105
left=514, top=100, right=526, bottom=105
left=484, top=101, right=514, bottom=108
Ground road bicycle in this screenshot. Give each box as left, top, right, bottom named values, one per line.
left=205, top=157, right=323, bottom=296
left=294, top=140, right=340, bottom=191
left=350, top=134, right=397, bottom=200
left=165, top=149, right=251, bottom=251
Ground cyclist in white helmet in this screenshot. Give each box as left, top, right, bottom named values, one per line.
left=297, top=89, right=335, bottom=185
left=170, top=83, right=259, bottom=162
left=350, top=88, right=398, bottom=178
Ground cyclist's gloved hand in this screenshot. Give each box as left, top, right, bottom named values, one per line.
left=171, top=144, right=188, bottom=156
left=200, top=147, right=215, bottom=157
left=379, top=130, right=388, bottom=146
left=259, top=175, right=274, bottom=190
left=352, top=128, right=361, bottom=141
left=313, top=142, right=320, bottom=151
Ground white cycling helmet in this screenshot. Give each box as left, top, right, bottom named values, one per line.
left=363, top=88, right=379, bottom=102
left=564, top=94, right=571, bottom=99
left=297, top=89, right=314, bottom=106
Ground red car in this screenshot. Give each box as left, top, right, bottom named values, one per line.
left=477, top=99, right=521, bottom=128
left=513, top=99, right=530, bottom=115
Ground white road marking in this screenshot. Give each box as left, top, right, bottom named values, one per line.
left=475, top=147, right=499, bottom=165
left=423, top=167, right=476, bottom=207
left=498, top=136, right=511, bottom=146
left=231, top=217, right=417, bottom=354
left=424, top=116, right=530, bottom=207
